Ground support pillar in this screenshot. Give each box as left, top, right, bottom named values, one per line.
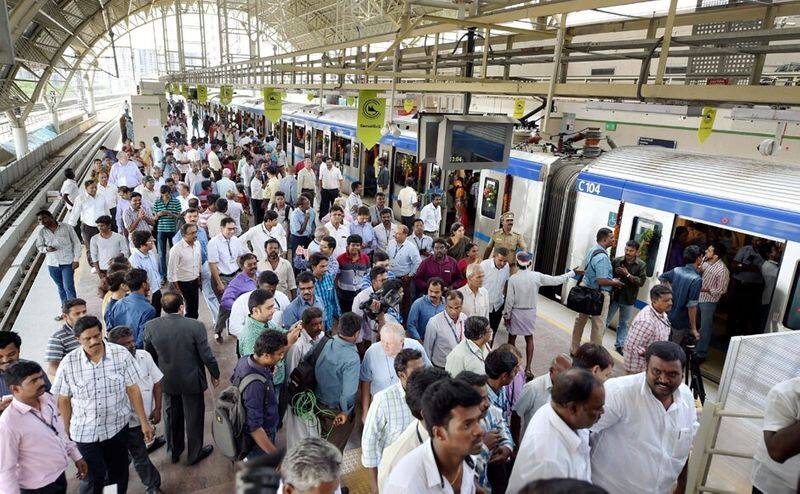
left=50, top=108, right=60, bottom=132
left=11, top=124, right=29, bottom=159
left=87, top=83, right=95, bottom=115
left=542, top=13, right=567, bottom=134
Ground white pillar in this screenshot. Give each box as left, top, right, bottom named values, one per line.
left=85, top=80, right=95, bottom=115
left=51, top=108, right=60, bottom=132
left=11, top=124, right=29, bottom=159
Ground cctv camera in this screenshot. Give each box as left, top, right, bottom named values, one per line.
left=757, top=138, right=776, bottom=156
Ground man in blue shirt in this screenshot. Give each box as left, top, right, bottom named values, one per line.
left=173, top=208, right=219, bottom=321
left=570, top=228, right=624, bottom=355
left=129, top=231, right=163, bottom=316
left=386, top=225, right=422, bottom=321
left=310, top=253, right=341, bottom=332
left=106, top=269, right=157, bottom=348
left=289, top=195, right=316, bottom=259
left=314, top=312, right=361, bottom=452
left=659, top=245, right=703, bottom=344
left=406, top=277, right=445, bottom=340
left=282, top=272, right=325, bottom=330
left=350, top=206, right=376, bottom=257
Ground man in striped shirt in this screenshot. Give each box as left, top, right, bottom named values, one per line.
left=152, top=185, right=182, bottom=276
left=623, top=285, right=673, bottom=374
left=697, top=242, right=730, bottom=360
left=45, top=299, right=87, bottom=378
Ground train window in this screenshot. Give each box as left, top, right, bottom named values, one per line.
left=631, top=217, right=663, bottom=277
left=481, top=178, right=500, bottom=220
left=393, top=151, right=423, bottom=190
left=330, top=134, right=351, bottom=167
left=784, top=263, right=800, bottom=330
left=293, top=126, right=305, bottom=150
left=352, top=142, right=360, bottom=169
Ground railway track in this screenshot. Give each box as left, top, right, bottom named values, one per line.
left=0, top=119, right=118, bottom=330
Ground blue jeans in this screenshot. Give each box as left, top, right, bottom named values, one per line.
left=47, top=264, right=76, bottom=304
left=697, top=302, right=718, bottom=358
left=245, top=429, right=277, bottom=460
left=606, top=301, right=634, bottom=349
left=156, top=230, right=175, bottom=276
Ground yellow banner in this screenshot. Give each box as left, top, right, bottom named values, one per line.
left=513, top=98, right=525, bottom=119
left=346, top=96, right=355, bottom=107
left=262, top=88, right=282, bottom=123
left=197, top=85, right=207, bottom=103
left=307, top=93, right=315, bottom=102
left=357, top=90, right=386, bottom=149
left=698, top=107, right=717, bottom=144
left=220, top=86, right=233, bottom=105
left=403, top=99, right=415, bottom=112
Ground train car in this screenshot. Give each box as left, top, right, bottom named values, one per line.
left=558, top=146, right=800, bottom=375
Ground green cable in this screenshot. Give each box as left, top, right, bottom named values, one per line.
left=290, top=390, right=337, bottom=439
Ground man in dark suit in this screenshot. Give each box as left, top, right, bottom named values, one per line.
left=143, top=291, right=220, bottom=466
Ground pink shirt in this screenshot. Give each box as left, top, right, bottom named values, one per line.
left=0, top=393, right=81, bottom=493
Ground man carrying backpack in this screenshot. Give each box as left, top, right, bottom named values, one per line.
left=230, top=330, right=290, bottom=459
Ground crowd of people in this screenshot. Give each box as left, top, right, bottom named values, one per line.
left=0, top=101, right=797, bottom=494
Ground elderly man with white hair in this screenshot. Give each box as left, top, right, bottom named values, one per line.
left=216, top=168, right=237, bottom=199
left=109, top=150, right=143, bottom=188
left=225, top=188, right=244, bottom=234
left=359, top=322, right=430, bottom=422
left=458, top=262, right=490, bottom=319
left=280, top=437, right=343, bottom=494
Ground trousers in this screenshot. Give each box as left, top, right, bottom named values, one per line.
left=177, top=279, right=200, bottom=319
left=571, top=291, right=611, bottom=354
left=164, top=392, right=205, bottom=463
left=47, top=264, right=76, bottom=304
left=81, top=224, right=100, bottom=265
left=606, top=301, right=635, bottom=349
left=76, top=426, right=129, bottom=494
left=127, top=425, right=161, bottom=492
left=20, top=472, right=67, bottom=493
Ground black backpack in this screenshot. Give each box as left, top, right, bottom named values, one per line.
left=287, top=336, right=331, bottom=400
left=212, top=373, right=267, bottom=461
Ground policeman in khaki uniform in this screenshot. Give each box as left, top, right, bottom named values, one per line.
left=484, top=212, right=526, bottom=271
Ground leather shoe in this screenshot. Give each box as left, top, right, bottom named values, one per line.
left=189, top=445, right=214, bottom=466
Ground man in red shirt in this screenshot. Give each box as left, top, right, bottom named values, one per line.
left=414, top=238, right=463, bottom=293
left=336, top=234, right=371, bottom=313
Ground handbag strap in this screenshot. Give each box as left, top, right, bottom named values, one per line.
left=577, top=249, right=608, bottom=286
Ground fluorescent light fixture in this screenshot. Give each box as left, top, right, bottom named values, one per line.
left=586, top=101, right=703, bottom=117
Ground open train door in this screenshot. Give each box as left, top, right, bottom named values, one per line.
left=616, top=202, right=676, bottom=300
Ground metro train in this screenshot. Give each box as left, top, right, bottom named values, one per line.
left=225, top=98, right=800, bottom=363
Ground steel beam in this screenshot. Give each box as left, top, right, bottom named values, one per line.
left=543, top=14, right=566, bottom=133
left=655, top=0, right=678, bottom=85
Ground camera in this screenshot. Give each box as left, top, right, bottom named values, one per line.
left=359, top=285, right=402, bottom=321
left=236, top=448, right=284, bottom=494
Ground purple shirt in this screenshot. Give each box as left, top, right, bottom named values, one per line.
left=0, top=393, right=82, bottom=493
left=413, top=255, right=463, bottom=293
left=231, top=356, right=279, bottom=434
left=221, top=272, right=258, bottom=311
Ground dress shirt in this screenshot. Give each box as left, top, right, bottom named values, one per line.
left=623, top=306, right=672, bottom=373
left=349, top=221, right=376, bottom=254
left=216, top=178, right=237, bottom=199
left=36, top=223, right=81, bottom=267
left=581, top=244, right=613, bottom=292
left=207, top=150, right=221, bottom=171
left=361, top=383, right=413, bottom=468
left=115, top=198, right=131, bottom=233
left=733, top=245, right=765, bottom=284
left=319, top=165, right=343, bottom=190
left=419, top=203, right=441, bottom=232
left=134, top=185, right=159, bottom=207
left=751, top=377, right=800, bottom=494
left=458, top=285, right=490, bottom=319
left=590, top=373, right=699, bottom=494
left=360, top=339, right=430, bottom=396
left=128, top=350, right=163, bottom=426
left=60, top=179, right=79, bottom=210
left=658, top=265, right=702, bottom=329
left=258, top=258, right=296, bottom=298
left=263, top=177, right=280, bottom=205
left=279, top=176, right=298, bottom=206
left=475, top=404, right=514, bottom=492
left=507, top=403, right=591, bottom=494
left=106, top=293, right=157, bottom=347
left=231, top=356, right=279, bottom=434
left=281, top=295, right=326, bottom=331
left=152, top=144, right=163, bottom=165
left=314, top=336, right=360, bottom=413
left=229, top=201, right=245, bottom=233
left=51, top=342, right=142, bottom=443
left=345, top=193, right=362, bottom=215
left=387, top=239, right=422, bottom=277
left=414, top=256, right=461, bottom=294
left=241, top=223, right=288, bottom=259
left=397, top=187, right=417, bottom=217
left=123, top=205, right=154, bottom=234
left=297, top=167, right=316, bottom=191
left=409, top=233, right=433, bottom=256
left=423, top=311, right=467, bottom=367
left=167, top=239, right=202, bottom=282
left=0, top=393, right=82, bottom=493
left=172, top=227, right=208, bottom=264
left=230, top=289, right=290, bottom=337
left=480, top=258, right=510, bottom=312
left=377, top=420, right=429, bottom=491
left=45, top=325, right=80, bottom=364
left=69, top=192, right=111, bottom=227
left=177, top=194, right=197, bottom=212
left=512, top=373, right=552, bottom=440
left=374, top=222, right=397, bottom=252
left=109, top=162, right=143, bottom=188
left=503, top=269, right=573, bottom=318
left=90, top=232, right=129, bottom=270
left=250, top=176, right=264, bottom=201
left=611, top=256, right=647, bottom=305
left=208, top=234, right=249, bottom=275
left=290, top=208, right=316, bottom=237
left=206, top=211, right=228, bottom=239
left=325, top=222, right=350, bottom=258
left=98, top=183, right=118, bottom=208
left=221, top=273, right=258, bottom=312
left=314, top=273, right=341, bottom=331
left=444, top=338, right=489, bottom=376
left=385, top=439, right=476, bottom=494
left=407, top=295, right=445, bottom=340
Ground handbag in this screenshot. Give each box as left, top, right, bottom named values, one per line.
left=566, top=250, right=607, bottom=316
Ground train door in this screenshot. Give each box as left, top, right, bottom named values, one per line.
left=616, top=203, right=676, bottom=301
left=292, top=123, right=306, bottom=165
left=474, top=171, right=509, bottom=252
left=506, top=175, right=545, bottom=257
left=313, top=129, right=325, bottom=158
left=361, top=144, right=380, bottom=200
left=776, top=241, right=800, bottom=332
left=389, top=147, right=420, bottom=220
left=331, top=133, right=354, bottom=191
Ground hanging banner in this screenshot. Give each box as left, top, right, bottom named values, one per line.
left=220, top=86, right=233, bottom=105
left=181, top=84, right=189, bottom=99
left=197, top=85, right=208, bottom=103
left=403, top=99, right=415, bottom=112
left=307, top=92, right=315, bottom=102
left=346, top=96, right=355, bottom=107
left=513, top=98, right=526, bottom=119
left=698, top=107, right=717, bottom=144
left=262, top=88, right=282, bottom=123
left=357, top=90, right=386, bottom=149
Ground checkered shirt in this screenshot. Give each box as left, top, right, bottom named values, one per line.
left=699, top=260, right=730, bottom=303
left=51, top=342, right=141, bottom=443
left=474, top=404, right=514, bottom=492
left=623, top=306, right=672, bottom=373
left=361, top=382, right=413, bottom=468
left=314, top=272, right=341, bottom=331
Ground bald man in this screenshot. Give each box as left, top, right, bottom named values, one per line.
left=511, top=353, right=572, bottom=444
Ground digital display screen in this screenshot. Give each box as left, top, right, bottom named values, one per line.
left=448, top=122, right=509, bottom=164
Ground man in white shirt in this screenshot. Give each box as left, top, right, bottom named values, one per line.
left=419, top=193, right=442, bottom=236
left=751, top=376, right=800, bottom=494
left=229, top=271, right=291, bottom=340
left=177, top=183, right=197, bottom=212
left=96, top=172, right=118, bottom=226
left=224, top=189, right=243, bottom=234
left=396, top=177, right=418, bottom=231
left=324, top=206, right=349, bottom=258
left=135, top=176, right=160, bottom=207
left=109, top=151, right=143, bottom=188
left=151, top=137, right=164, bottom=167
left=590, top=341, right=699, bottom=494
left=374, top=208, right=397, bottom=253
left=479, top=247, right=510, bottom=334
left=506, top=368, right=605, bottom=494
left=167, top=223, right=203, bottom=319
left=423, top=290, right=467, bottom=368
left=69, top=180, right=111, bottom=267
left=384, top=378, right=484, bottom=494
left=346, top=181, right=363, bottom=217
left=512, top=353, right=571, bottom=443
left=207, top=144, right=221, bottom=176
left=458, top=263, right=490, bottom=319
left=318, top=157, right=343, bottom=218
left=216, top=168, right=237, bottom=199
left=240, top=210, right=287, bottom=260
left=60, top=168, right=79, bottom=211
left=207, top=217, right=250, bottom=342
